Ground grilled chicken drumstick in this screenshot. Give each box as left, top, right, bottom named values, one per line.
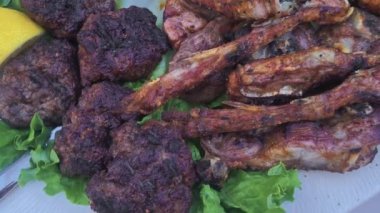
left=164, top=66, right=380, bottom=137
left=189, top=0, right=350, bottom=21
left=199, top=106, right=380, bottom=176
left=123, top=5, right=352, bottom=114
left=228, top=47, right=380, bottom=98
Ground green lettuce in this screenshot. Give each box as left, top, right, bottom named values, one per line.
left=0, top=0, right=22, bottom=10
left=220, top=163, right=301, bottom=213
left=191, top=164, right=301, bottom=213
left=18, top=140, right=89, bottom=205
left=0, top=114, right=50, bottom=172
left=191, top=185, right=225, bottom=213
left=0, top=0, right=11, bottom=6
left=0, top=114, right=88, bottom=205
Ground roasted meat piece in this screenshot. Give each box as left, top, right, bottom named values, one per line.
left=200, top=106, right=380, bottom=175
left=228, top=47, right=380, bottom=99
left=87, top=121, right=196, bottom=213
left=123, top=5, right=349, bottom=114
left=164, top=0, right=214, bottom=48
left=189, top=0, right=350, bottom=21
left=357, top=0, right=380, bottom=15
left=78, top=6, right=169, bottom=86
left=317, top=8, right=380, bottom=54
left=21, top=0, right=115, bottom=38
left=170, top=17, right=233, bottom=103
left=164, top=66, right=380, bottom=137
left=55, top=82, right=133, bottom=177
left=0, top=38, right=79, bottom=128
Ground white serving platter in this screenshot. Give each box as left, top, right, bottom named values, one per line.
left=1, top=0, right=379, bottom=212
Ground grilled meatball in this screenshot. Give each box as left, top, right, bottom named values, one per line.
left=21, top=0, right=115, bottom=39
left=0, top=38, right=79, bottom=128
left=78, top=6, right=169, bottom=86
left=87, top=121, right=196, bottom=213
left=55, top=82, right=134, bottom=177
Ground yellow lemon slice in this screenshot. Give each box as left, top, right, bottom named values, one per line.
left=0, top=7, right=44, bottom=66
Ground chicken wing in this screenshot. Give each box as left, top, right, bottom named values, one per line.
left=123, top=6, right=352, bottom=114
left=200, top=106, right=380, bottom=174
left=228, top=47, right=380, bottom=99
left=164, top=66, right=380, bottom=137
left=189, top=0, right=350, bottom=21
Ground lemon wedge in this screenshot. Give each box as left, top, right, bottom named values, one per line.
left=0, top=7, right=44, bottom=66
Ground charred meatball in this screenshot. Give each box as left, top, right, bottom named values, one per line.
left=21, top=0, right=115, bottom=38
left=0, top=38, right=79, bottom=128
left=55, top=82, right=133, bottom=177
left=78, top=6, right=169, bottom=86
left=86, top=121, right=196, bottom=213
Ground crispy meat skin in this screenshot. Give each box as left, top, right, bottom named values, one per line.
left=21, top=0, right=115, bottom=38
left=357, top=0, right=380, bottom=15
left=171, top=17, right=233, bottom=103
left=55, top=82, right=133, bottom=177
left=0, top=38, right=79, bottom=128
left=87, top=122, right=196, bottom=213
left=228, top=47, right=380, bottom=98
left=164, top=66, right=380, bottom=137
left=164, top=0, right=210, bottom=48
left=123, top=5, right=350, bottom=114
left=78, top=7, right=169, bottom=86
left=201, top=107, right=380, bottom=173
left=189, top=0, right=350, bottom=21
left=318, top=8, right=380, bottom=53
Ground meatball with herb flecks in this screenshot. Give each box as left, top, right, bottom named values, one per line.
left=55, top=82, right=134, bottom=177
left=21, top=0, right=115, bottom=39
left=86, top=121, right=196, bottom=213
left=77, top=6, right=169, bottom=86
left=0, top=38, right=79, bottom=128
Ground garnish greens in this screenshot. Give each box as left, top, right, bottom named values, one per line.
left=0, top=0, right=22, bottom=10
left=192, top=164, right=301, bottom=213
left=0, top=114, right=50, bottom=172
left=0, top=114, right=88, bottom=205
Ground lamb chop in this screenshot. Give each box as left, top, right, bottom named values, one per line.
left=123, top=5, right=352, bottom=114
left=197, top=105, right=380, bottom=186
left=188, top=0, right=350, bottom=21
left=228, top=47, right=380, bottom=99
left=163, top=66, right=380, bottom=138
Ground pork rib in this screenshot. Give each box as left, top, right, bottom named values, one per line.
left=228, top=47, right=380, bottom=99
left=200, top=106, right=380, bottom=173
left=123, top=6, right=352, bottom=114
left=164, top=66, right=380, bottom=137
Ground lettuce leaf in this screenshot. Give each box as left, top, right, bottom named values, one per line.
left=0, top=114, right=50, bottom=172
left=220, top=163, right=301, bottom=213
left=0, top=0, right=11, bottom=7
left=191, top=185, right=225, bottom=213
left=18, top=138, right=90, bottom=205
left=190, top=164, right=300, bottom=213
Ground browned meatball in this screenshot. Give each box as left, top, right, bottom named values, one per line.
left=55, top=82, right=134, bottom=177
left=86, top=121, right=196, bottom=213
left=21, top=0, right=115, bottom=39
left=77, top=6, right=169, bottom=86
left=0, top=38, right=79, bottom=128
